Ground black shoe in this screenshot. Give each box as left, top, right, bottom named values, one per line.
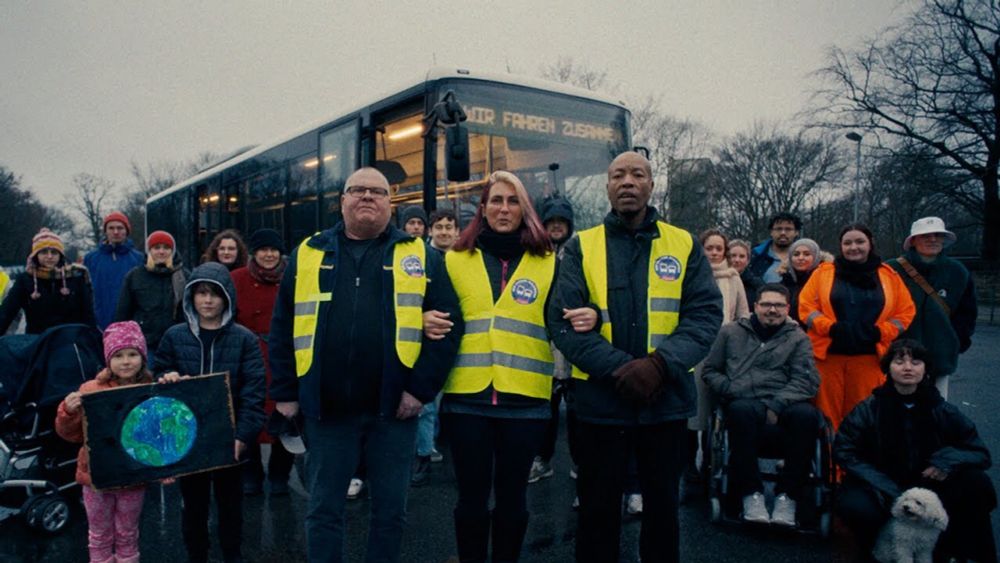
left=411, top=455, right=431, bottom=486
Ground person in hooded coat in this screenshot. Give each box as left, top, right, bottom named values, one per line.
left=152, top=262, right=266, bottom=563
left=529, top=195, right=580, bottom=485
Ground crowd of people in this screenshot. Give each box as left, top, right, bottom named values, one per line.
left=0, top=149, right=994, bottom=563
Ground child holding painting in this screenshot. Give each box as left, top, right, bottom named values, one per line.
left=55, top=320, right=153, bottom=563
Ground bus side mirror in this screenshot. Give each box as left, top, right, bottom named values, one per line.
left=446, top=125, right=470, bottom=182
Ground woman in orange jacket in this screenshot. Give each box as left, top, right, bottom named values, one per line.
left=798, top=224, right=915, bottom=431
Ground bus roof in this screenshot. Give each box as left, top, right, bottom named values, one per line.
left=148, top=68, right=628, bottom=204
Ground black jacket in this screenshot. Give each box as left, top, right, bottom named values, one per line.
left=151, top=262, right=266, bottom=444
left=114, top=263, right=186, bottom=351
left=547, top=208, right=723, bottom=425
left=268, top=223, right=462, bottom=418
left=0, top=267, right=96, bottom=334
left=834, top=382, right=991, bottom=503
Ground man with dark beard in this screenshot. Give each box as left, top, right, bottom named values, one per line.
left=749, top=212, right=802, bottom=284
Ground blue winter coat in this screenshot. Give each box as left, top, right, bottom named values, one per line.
left=151, top=262, right=266, bottom=444
left=84, top=240, right=143, bottom=329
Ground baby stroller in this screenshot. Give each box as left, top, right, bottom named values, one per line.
left=0, top=324, right=103, bottom=533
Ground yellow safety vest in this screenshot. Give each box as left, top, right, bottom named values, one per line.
left=0, top=270, right=9, bottom=299
left=571, top=221, right=693, bottom=380
left=292, top=236, right=426, bottom=377
left=444, top=249, right=556, bottom=400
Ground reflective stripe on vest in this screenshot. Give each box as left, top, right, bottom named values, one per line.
left=443, top=249, right=555, bottom=400
left=571, top=222, right=693, bottom=380
left=292, top=236, right=427, bottom=377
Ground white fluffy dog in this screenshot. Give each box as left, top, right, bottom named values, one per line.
left=873, top=487, right=949, bottom=563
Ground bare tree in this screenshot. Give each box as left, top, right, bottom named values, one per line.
left=814, top=0, right=1000, bottom=259
left=65, top=173, right=115, bottom=249
left=540, top=57, right=613, bottom=93
left=120, top=152, right=220, bottom=246
left=0, top=166, right=76, bottom=264
left=539, top=58, right=716, bottom=224
left=713, top=123, right=845, bottom=242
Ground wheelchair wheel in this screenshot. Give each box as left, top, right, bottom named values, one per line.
left=709, top=497, right=722, bottom=523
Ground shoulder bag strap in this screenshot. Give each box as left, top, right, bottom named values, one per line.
left=896, top=256, right=951, bottom=317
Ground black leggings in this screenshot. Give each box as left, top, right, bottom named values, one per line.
left=443, top=413, right=546, bottom=562
left=837, top=470, right=998, bottom=562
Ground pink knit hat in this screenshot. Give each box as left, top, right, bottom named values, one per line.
left=103, top=321, right=148, bottom=366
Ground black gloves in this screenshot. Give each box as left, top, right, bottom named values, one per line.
left=613, top=353, right=669, bottom=404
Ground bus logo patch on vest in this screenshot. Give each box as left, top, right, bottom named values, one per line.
left=510, top=279, right=539, bottom=305
left=654, top=256, right=682, bottom=281
left=400, top=255, right=424, bottom=278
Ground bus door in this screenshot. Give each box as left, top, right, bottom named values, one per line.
left=196, top=181, right=222, bottom=254
left=318, top=120, right=360, bottom=229
left=288, top=153, right=320, bottom=247
left=371, top=102, right=426, bottom=224
left=222, top=181, right=243, bottom=231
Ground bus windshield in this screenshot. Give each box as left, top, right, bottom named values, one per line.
left=391, top=81, right=629, bottom=229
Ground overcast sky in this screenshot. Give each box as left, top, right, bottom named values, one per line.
left=0, top=0, right=905, bottom=205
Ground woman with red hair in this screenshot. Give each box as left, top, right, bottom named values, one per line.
left=429, top=171, right=593, bottom=562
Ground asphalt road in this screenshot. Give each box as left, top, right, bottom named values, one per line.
left=3, top=325, right=999, bottom=562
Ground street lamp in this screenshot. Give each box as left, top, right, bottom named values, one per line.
left=845, top=132, right=863, bottom=222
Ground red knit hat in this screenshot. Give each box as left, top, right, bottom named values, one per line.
left=102, top=211, right=132, bottom=235
left=146, top=230, right=175, bottom=252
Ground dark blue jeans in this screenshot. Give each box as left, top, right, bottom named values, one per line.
left=302, top=413, right=418, bottom=563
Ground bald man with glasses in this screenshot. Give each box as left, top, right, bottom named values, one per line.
left=268, top=167, right=463, bottom=563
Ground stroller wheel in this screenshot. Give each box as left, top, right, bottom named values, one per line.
left=25, top=496, right=70, bottom=533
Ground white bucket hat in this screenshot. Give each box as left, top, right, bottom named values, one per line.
left=903, top=216, right=956, bottom=251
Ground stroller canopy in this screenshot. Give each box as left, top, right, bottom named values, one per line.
left=0, top=324, right=103, bottom=418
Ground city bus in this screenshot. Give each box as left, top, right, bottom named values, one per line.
left=146, top=68, right=631, bottom=261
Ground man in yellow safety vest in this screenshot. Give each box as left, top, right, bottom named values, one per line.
left=268, top=167, right=462, bottom=563
left=548, top=151, right=723, bottom=563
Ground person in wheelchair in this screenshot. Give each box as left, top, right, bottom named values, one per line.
left=702, top=283, right=821, bottom=527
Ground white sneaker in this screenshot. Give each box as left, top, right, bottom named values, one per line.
left=742, top=492, right=770, bottom=524
left=346, top=478, right=364, bottom=500
left=527, top=459, right=554, bottom=483
left=569, top=466, right=578, bottom=480
left=771, top=494, right=796, bottom=527
left=626, top=494, right=643, bottom=515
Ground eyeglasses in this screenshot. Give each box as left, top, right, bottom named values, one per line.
left=757, top=302, right=788, bottom=310
left=344, top=186, right=390, bottom=199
